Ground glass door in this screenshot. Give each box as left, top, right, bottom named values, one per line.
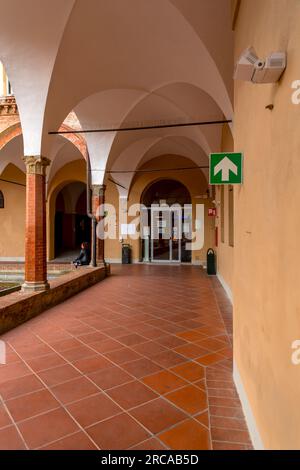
left=151, top=207, right=171, bottom=261
left=170, top=207, right=181, bottom=262
left=150, top=206, right=181, bottom=262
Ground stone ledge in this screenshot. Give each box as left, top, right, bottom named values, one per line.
left=0, top=262, right=77, bottom=272
left=0, top=265, right=109, bottom=335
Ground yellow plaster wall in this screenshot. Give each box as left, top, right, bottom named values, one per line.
left=47, top=159, right=86, bottom=260
left=233, top=0, right=300, bottom=449
left=0, top=164, right=25, bottom=259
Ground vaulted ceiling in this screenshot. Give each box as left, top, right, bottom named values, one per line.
left=0, top=0, right=234, bottom=190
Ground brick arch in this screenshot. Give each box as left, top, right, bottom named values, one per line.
left=0, top=122, right=87, bottom=159
left=58, top=124, right=87, bottom=160
left=0, top=122, right=22, bottom=151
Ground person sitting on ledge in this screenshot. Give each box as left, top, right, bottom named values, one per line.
left=73, top=242, right=91, bottom=268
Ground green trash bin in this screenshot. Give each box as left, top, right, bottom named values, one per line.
left=207, top=248, right=216, bottom=275
left=122, top=244, right=132, bottom=264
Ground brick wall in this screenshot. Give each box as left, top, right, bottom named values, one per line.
left=0, top=265, right=109, bottom=335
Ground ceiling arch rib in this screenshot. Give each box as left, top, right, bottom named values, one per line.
left=46, top=137, right=85, bottom=191
left=0, top=0, right=233, bottom=175
left=137, top=138, right=209, bottom=185
left=0, top=122, right=23, bottom=152
left=0, top=121, right=87, bottom=161
left=0, top=120, right=87, bottom=183
left=106, top=83, right=224, bottom=170
left=104, top=83, right=224, bottom=195
left=0, top=135, right=25, bottom=176
left=42, top=0, right=233, bottom=155
left=169, top=0, right=233, bottom=99
left=74, top=89, right=146, bottom=185
left=0, top=0, right=75, bottom=156
left=73, top=82, right=224, bottom=185
left=0, top=132, right=84, bottom=184
left=109, top=134, right=209, bottom=198
left=140, top=137, right=208, bottom=169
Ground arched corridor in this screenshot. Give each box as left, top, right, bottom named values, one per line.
left=0, top=0, right=299, bottom=453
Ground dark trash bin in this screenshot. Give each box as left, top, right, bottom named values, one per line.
left=207, top=248, right=216, bottom=275
left=181, top=239, right=191, bottom=262
left=122, top=244, right=132, bottom=264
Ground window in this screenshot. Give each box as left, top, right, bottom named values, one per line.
left=0, top=191, right=4, bottom=209
left=220, top=186, right=225, bottom=243
left=228, top=185, right=234, bottom=247
left=6, top=79, right=12, bottom=95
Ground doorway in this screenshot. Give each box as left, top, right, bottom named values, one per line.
left=141, top=179, right=192, bottom=263
left=54, top=182, right=91, bottom=259
left=150, top=206, right=181, bottom=262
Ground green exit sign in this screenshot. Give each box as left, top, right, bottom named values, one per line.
left=209, top=152, right=243, bottom=185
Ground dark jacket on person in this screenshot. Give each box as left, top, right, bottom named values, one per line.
left=74, top=248, right=91, bottom=265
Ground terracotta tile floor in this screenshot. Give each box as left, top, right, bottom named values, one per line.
left=0, top=265, right=252, bottom=450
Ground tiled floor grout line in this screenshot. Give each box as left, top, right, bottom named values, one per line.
left=209, top=279, right=233, bottom=346
left=127, top=436, right=169, bottom=451
left=3, top=357, right=225, bottom=428
left=58, top=337, right=226, bottom=399
left=72, top=310, right=236, bottom=445
left=1, top=363, right=218, bottom=425
left=206, top=278, right=232, bottom=453
left=31, top=333, right=216, bottom=448
left=30, top=317, right=216, bottom=384
left=4, top=317, right=229, bottom=393
left=0, top=266, right=251, bottom=450
left=36, top=429, right=95, bottom=450
left=6, top=321, right=218, bottom=448
left=212, top=438, right=252, bottom=448
left=207, top=277, right=250, bottom=449
left=204, top=368, right=213, bottom=450
left=8, top=335, right=180, bottom=450
left=7, top=343, right=103, bottom=450
left=0, top=391, right=29, bottom=449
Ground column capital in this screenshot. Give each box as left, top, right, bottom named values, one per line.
left=91, top=184, right=106, bottom=197
left=23, top=156, right=51, bottom=175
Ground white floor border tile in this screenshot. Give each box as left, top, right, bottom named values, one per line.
left=233, top=361, right=265, bottom=450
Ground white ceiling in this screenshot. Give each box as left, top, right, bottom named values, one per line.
left=0, top=0, right=233, bottom=191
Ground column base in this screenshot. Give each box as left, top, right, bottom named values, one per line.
left=21, top=281, right=50, bottom=293
left=88, top=261, right=110, bottom=275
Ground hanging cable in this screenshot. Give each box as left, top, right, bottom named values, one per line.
left=90, top=165, right=209, bottom=174
left=49, top=119, right=232, bottom=135
left=0, top=178, right=26, bottom=187
left=108, top=177, right=127, bottom=189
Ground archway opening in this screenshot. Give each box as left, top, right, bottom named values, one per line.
left=141, top=179, right=192, bottom=263
left=54, top=182, right=91, bottom=259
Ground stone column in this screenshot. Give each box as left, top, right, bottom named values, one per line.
left=91, top=184, right=106, bottom=265
left=22, top=156, right=50, bottom=292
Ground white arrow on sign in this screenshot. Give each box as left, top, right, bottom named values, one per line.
left=214, top=156, right=238, bottom=181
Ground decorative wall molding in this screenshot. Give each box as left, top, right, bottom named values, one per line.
left=0, top=96, right=18, bottom=115
left=23, top=156, right=51, bottom=175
